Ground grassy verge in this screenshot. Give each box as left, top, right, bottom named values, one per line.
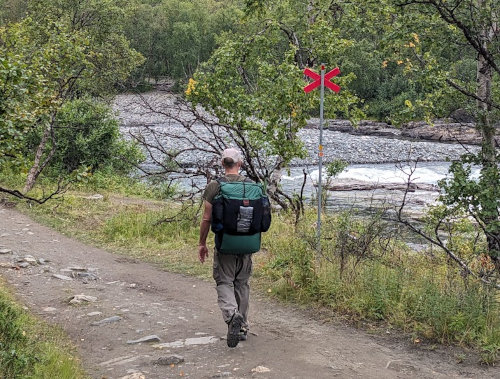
left=3, top=173, right=499, bottom=364
left=0, top=279, right=87, bottom=378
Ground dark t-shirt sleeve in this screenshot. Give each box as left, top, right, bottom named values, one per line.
left=202, top=181, right=220, bottom=204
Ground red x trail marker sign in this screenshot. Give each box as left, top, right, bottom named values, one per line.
left=303, top=65, right=341, bottom=254
left=303, top=67, right=341, bottom=93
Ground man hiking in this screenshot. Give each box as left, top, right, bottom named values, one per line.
left=198, top=147, right=270, bottom=348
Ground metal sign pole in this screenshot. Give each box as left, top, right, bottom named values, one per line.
left=303, top=64, right=341, bottom=253
left=317, top=64, right=325, bottom=252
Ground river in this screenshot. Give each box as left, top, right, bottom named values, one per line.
left=113, top=92, right=481, bottom=215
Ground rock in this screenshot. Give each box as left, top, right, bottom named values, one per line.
left=450, top=108, right=476, bottom=123
left=18, top=262, right=30, bottom=268
left=43, top=307, right=57, bottom=312
left=323, top=119, right=402, bottom=139
left=212, top=372, right=232, bottom=378
left=19, top=255, right=37, bottom=265
left=86, top=311, right=102, bottom=317
left=154, top=336, right=218, bottom=349
left=251, top=366, right=271, bottom=373
left=0, top=262, right=13, bottom=268
left=52, top=274, right=73, bottom=281
left=38, top=258, right=49, bottom=265
left=401, top=120, right=487, bottom=144
left=153, top=355, right=185, bottom=365
left=0, top=248, right=12, bottom=254
left=91, top=315, right=122, bottom=326
left=119, top=373, right=145, bottom=379
left=127, top=335, right=161, bottom=345
left=69, top=294, right=98, bottom=305
left=386, top=360, right=418, bottom=373
left=71, top=271, right=99, bottom=280
left=67, top=266, right=87, bottom=271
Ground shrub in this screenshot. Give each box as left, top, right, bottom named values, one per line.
left=26, top=98, right=143, bottom=175
left=262, top=209, right=500, bottom=361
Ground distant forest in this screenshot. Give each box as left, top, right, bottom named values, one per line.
left=2, top=0, right=492, bottom=122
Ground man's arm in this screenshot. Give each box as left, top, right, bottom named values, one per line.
left=198, top=200, right=212, bottom=263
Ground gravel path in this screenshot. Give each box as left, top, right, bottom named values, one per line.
left=1, top=206, right=499, bottom=378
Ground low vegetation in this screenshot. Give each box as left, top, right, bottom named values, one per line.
left=10, top=178, right=498, bottom=365
left=0, top=279, right=86, bottom=378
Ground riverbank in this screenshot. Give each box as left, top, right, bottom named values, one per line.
left=113, top=92, right=480, bottom=166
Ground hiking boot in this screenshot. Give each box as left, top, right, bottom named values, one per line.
left=238, top=329, right=248, bottom=341
left=227, top=312, right=244, bottom=348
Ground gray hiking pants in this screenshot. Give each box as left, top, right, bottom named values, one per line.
left=212, top=249, right=252, bottom=328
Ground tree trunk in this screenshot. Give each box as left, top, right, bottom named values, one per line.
left=24, top=119, right=56, bottom=193
left=476, top=0, right=500, bottom=265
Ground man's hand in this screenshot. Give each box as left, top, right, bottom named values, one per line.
left=198, top=244, right=209, bottom=263
left=198, top=200, right=212, bottom=264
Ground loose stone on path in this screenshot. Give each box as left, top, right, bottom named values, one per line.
left=251, top=366, right=271, bottom=373
left=18, top=255, right=37, bottom=265
left=153, top=355, right=185, bottom=365
left=0, top=248, right=12, bottom=254
left=52, top=273, right=73, bottom=281
left=69, top=294, right=98, bottom=305
left=91, top=315, right=122, bottom=326
left=119, top=373, right=145, bottom=379
left=127, top=335, right=161, bottom=345
left=154, top=336, right=219, bottom=349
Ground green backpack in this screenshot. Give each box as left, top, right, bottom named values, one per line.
left=211, top=178, right=271, bottom=254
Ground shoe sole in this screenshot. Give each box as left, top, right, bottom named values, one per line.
left=227, top=313, right=244, bottom=348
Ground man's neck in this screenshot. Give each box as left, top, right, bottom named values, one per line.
left=224, top=169, right=239, bottom=176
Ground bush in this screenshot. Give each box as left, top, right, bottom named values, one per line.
left=26, top=98, right=143, bottom=175
left=261, top=210, right=500, bottom=361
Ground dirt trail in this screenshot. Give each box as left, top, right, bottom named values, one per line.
left=0, top=205, right=498, bottom=379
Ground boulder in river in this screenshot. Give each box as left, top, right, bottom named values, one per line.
left=401, top=119, right=494, bottom=145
